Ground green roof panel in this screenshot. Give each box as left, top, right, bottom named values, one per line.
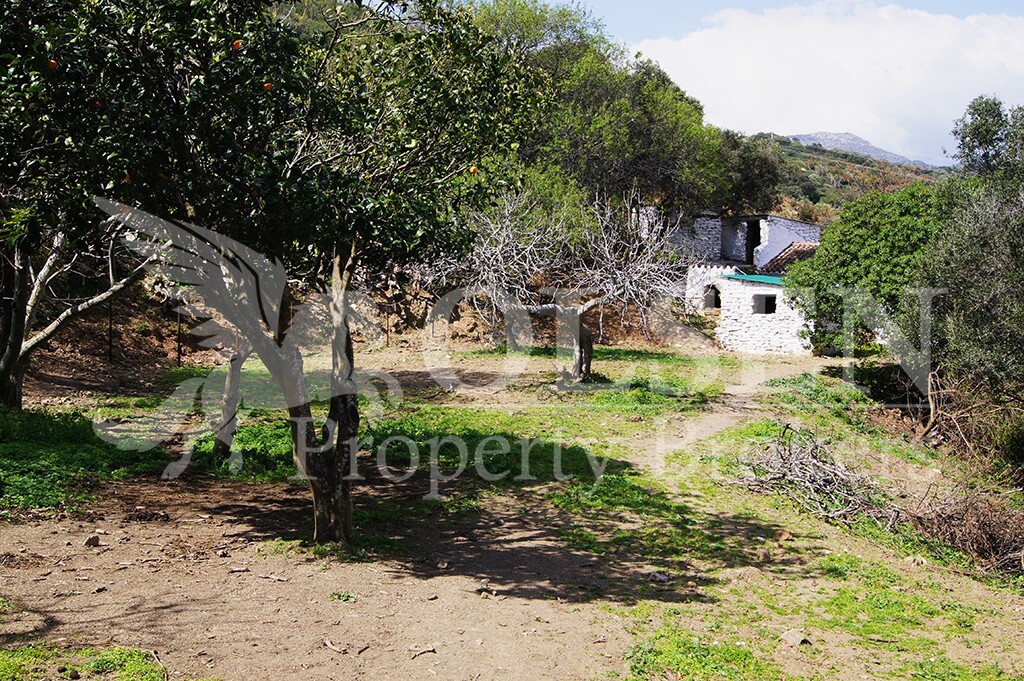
left=722, top=273, right=784, bottom=286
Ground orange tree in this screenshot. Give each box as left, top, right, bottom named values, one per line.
left=0, top=0, right=313, bottom=408
left=2, top=0, right=541, bottom=542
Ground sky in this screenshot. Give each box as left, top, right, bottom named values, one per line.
left=576, top=1, right=1024, bottom=165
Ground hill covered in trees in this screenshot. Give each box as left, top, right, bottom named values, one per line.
left=788, top=131, right=928, bottom=166
left=758, top=132, right=952, bottom=224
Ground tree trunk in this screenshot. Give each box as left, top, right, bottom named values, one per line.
left=313, top=325, right=358, bottom=546
left=211, top=344, right=252, bottom=460
left=571, top=316, right=594, bottom=382
left=318, top=243, right=360, bottom=545
left=0, top=362, right=25, bottom=411
left=285, top=244, right=359, bottom=545
left=0, top=242, right=29, bottom=411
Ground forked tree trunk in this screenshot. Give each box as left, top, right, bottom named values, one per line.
left=284, top=244, right=359, bottom=545
left=570, top=314, right=594, bottom=382
left=211, top=344, right=253, bottom=460
left=522, top=299, right=600, bottom=383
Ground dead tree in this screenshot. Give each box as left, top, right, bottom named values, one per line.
left=0, top=222, right=156, bottom=409
left=450, top=185, right=695, bottom=380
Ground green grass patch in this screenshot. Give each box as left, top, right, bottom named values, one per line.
left=764, top=373, right=871, bottom=431
left=0, top=645, right=59, bottom=681
left=549, top=472, right=729, bottom=565
left=810, top=554, right=982, bottom=650
left=158, top=364, right=213, bottom=386
left=897, top=657, right=1024, bottom=680
left=581, top=376, right=721, bottom=409
left=0, top=595, right=14, bottom=620
left=0, top=645, right=167, bottom=681
left=626, top=630, right=790, bottom=681
left=459, top=344, right=720, bottom=365
left=0, top=408, right=168, bottom=510
left=191, top=404, right=642, bottom=484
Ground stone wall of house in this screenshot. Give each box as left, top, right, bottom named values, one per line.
left=753, top=216, right=822, bottom=269
left=683, top=264, right=739, bottom=313
left=671, top=213, right=823, bottom=273
left=715, top=278, right=812, bottom=355
left=720, top=219, right=751, bottom=262
left=667, top=215, right=721, bottom=261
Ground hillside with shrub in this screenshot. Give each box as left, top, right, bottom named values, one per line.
left=756, top=132, right=952, bottom=224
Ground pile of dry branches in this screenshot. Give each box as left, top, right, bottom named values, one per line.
left=918, top=372, right=1024, bottom=466
left=731, top=425, right=1024, bottom=576
left=909, top=487, right=1024, bottom=574
left=728, top=426, right=898, bottom=524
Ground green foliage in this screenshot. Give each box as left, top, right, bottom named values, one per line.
left=716, top=130, right=783, bottom=214
left=952, top=94, right=1024, bottom=188
left=626, top=632, right=788, bottom=681
left=469, top=0, right=754, bottom=213
left=469, top=0, right=605, bottom=60
left=0, top=646, right=165, bottom=681
left=785, top=182, right=941, bottom=351
left=0, top=407, right=166, bottom=509
left=922, top=187, right=1024, bottom=398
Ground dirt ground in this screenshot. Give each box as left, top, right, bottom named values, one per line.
left=7, top=320, right=1024, bottom=680
left=2, top=477, right=634, bottom=680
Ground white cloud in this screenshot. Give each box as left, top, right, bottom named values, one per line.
left=633, top=2, right=1024, bottom=164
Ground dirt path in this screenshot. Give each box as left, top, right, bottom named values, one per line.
left=2, top=480, right=631, bottom=680
left=640, top=355, right=838, bottom=476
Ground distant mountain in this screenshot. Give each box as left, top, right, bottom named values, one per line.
left=787, top=132, right=928, bottom=167
left=749, top=132, right=951, bottom=225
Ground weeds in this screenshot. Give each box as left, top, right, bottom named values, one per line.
left=0, top=646, right=166, bottom=681
left=626, top=631, right=788, bottom=681
left=329, top=591, right=357, bottom=603
left=0, top=407, right=167, bottom=509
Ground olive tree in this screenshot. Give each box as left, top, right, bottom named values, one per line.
left=6, top=0, right=541, bottom=544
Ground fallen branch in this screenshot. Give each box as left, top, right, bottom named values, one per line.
left=729, top=425, right=1024, bottom=577
left=727, top=425, right=897, bottom=524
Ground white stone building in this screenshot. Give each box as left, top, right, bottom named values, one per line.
left=673, top=214, right=821, bottom=356
left=713, top=273, right=811, bottom=355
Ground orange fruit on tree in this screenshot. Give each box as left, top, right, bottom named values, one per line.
left=231, top=39, right=242, bottom=51
left=47, top=59, right=58, bottom=70
left=469, top=166, right=479, bottom=175
left=263, top=81, right=273, bottom=91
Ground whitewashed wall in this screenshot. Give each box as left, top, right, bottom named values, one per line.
left=753, top=216, right=822, bottom=269
left=683, top=264, right=739, bottom=313
left=715, top=278, right=812, bottom=355
left=668, top=215, right=722, bottom=261
left=720, top=220, right=750, bottom=262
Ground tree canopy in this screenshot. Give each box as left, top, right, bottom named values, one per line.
left=464, top=0, right=781, bottom=216
left=784, top=183, right=940, bottom=351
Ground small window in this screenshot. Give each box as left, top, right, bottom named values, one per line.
left=753, top=294, right=777, bottom=315
left=703, top=285, right=722, bottom=309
